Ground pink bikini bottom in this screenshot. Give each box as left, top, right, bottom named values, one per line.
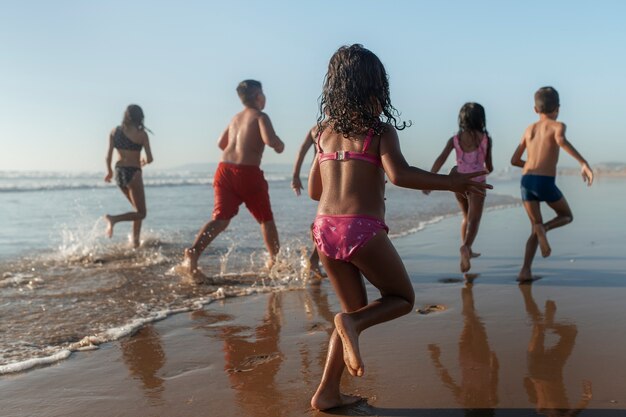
left=312, top=214, right=389, bottom=262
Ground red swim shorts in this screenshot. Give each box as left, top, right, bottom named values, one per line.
left=212, top=162, right=274, bottom=223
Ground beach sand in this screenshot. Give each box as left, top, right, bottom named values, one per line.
left=2, top=204, right=626, bottom=417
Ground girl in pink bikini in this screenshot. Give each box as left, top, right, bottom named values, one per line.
left=308, top=44, right=491, bottom=411
left=426, top=103, right=493, bottom=274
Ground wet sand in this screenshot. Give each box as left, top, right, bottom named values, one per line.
left=2, top=205, right=626, bottom=416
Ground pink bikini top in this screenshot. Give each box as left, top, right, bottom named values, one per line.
left=453, top=133, right=488, bottom=175
left=316, top=128, right=383, bottom=168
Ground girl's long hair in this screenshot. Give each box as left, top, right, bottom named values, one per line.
left=123, top=104, right=153, bottom=133
left=457, top=102, right=489, bottom=143
left=317, top=44, right=409, bottom=137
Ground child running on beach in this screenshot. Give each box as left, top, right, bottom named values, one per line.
left=511, top=87, right=593, bottom=282
left=104, top=104, right=154, bottom=248
left=184, top=80, right=285, bottom=278
left=425, top=103, right=493, bottom=273
left=291, top=125, right=323, bottom=278
left=308, top=44, right=491, bottom=411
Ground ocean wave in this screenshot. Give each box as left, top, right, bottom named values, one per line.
left=0, top=174, right=292, bottom=192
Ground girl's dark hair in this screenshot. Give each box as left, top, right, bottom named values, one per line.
left=458, top=102, right=488, bottom=136
left=317, top=44, right=409, bottom=137
left=123, top=104, right=151, bottom=132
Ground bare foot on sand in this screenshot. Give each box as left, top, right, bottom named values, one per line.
left=334, top=313, right=364, bottom=377
left=265, top=256, right=276, bottom=271
left=310, top=264, right=327, bottom=280
left=517, top=268, right=539, bottom=283
left=533, top=224, right=551, bottom=257
left=460, top=245, right=471, bottom=273
left=183, top=247, right=199, bottom=275
left=310, top=391, right=363, bottom=411
left=104, top=215, right=114, bottom=238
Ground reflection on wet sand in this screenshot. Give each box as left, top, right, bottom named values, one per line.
left=428, top=283, right=499, bottom=415
left=188, top=285, right=337, bottom=416
left=520, top=284, right=592, bottom=416
left=120, top=325, right=165, bottom=404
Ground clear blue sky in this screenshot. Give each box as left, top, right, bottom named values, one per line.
left=1, top=1, right=625, bottom=172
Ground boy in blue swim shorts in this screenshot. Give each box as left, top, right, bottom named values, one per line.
left=511, top=87, right=594, bottom=282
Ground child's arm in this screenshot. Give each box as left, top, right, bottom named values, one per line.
left=292, top=127, right=316, bottom=196
left=429, top=138, right=454, bottom=174
left=555, top=123, right=594, bottom=186
left=380, top=127, right=491, bottom=194
left=258, top=113, right=285, bottom=153
left=104, top=129, right=115, bottom=182
left=217, top=128, right=229, bottom=150
left=307, top=153, right=322, bottom=201
left=510, top=136, right=527, bottom=169
left=141, top=132, right=153, bottom=166
left=486, top=136, right=494, bottom=173
left=423, top=138, right=454, bottom=195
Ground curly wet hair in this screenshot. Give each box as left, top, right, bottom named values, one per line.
left=317, top=44, right=409, bottom=137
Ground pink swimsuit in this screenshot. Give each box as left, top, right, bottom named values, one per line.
left=312, top=129, right=388, bottom=262
left=453, top=133, right=488, bottom=182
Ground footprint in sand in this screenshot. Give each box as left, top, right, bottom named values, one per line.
left=417, top=304, right=447, bottom=315
left=227, top=353, right=282, bottom=373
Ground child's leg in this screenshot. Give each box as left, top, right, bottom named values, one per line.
left=337, top=232, right=415, bottom=376
left=454, top=192, right=470, bottom=244
left=105, top=173, right=146, bottom=247
left=260, top=220, right=280, bottom=269
left=464, top=192, right=485, bottom=252
left=454, top=193, right=472, bottom=272
left=544, top=197, right=573, bottom=232
left=519, top=201, right=544, bottom=281
left=311, top=257, right=367, bottom=411
left=185, top=219, right=230, bottom=273
left=126, top=175, right=146, bottom=247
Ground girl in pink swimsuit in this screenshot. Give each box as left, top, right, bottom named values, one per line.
left=308, top=45, right=492, bottom=411
left=425, top=103, right=494, bottom=274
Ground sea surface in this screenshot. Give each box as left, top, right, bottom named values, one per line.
left=2, top=164, right=614, bottom=374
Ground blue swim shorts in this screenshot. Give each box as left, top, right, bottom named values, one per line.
left=520, top=174, right=563, bottom=202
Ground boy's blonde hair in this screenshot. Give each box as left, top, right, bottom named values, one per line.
left=237, top=80, right=262, bottom=106
left=534, top=87, right=560, bottom=114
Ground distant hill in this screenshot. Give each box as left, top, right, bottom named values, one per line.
left=559, top=162, right=626, bottom=177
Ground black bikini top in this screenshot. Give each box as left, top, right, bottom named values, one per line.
left=113, top=126, right=143, bottom=151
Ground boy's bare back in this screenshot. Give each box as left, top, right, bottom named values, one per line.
left=519, top=119, right=565, bottom=176
left=218, top=82, right=284, bottom=167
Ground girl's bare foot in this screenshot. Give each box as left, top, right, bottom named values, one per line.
left=334, top=313, right=364, bottom=377
left=460, top=245, right=471, bottom=273
left=310, top=391, right=363, bottom=411
left=183, top=248, right=199, bottom=274
left=533, top=224, right=551, bottom=257
left=470, top=250, right=481, bottom=258
left=104, top=215, right=114, bottom=238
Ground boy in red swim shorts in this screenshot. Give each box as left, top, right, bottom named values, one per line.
left=184, top=80, right=285, bottom=277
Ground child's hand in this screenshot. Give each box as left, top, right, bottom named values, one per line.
left=449, top=168, right=493, bottom=196
left=104, top=172, right=113, bottom=183
left=291, top=176, right=303, bottom=196
left=581, top=163, right=593, bottom=186
left=274, top=138, right=285, bottom=154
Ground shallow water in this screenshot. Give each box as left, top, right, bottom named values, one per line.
left=0, top=164, right=584, bottom=373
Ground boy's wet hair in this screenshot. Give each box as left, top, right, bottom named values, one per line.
left=458, top=102, right=487, bottom=133
left=123, top=104, right=146, bottom=131
left=534, top=86, right=560, bottom=114
left=237, top=80, right=263, bottom=106
left=318, top=44, right=409, bottom=137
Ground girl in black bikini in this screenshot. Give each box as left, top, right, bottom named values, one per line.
left=104, top=104, right=153, bottom=248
